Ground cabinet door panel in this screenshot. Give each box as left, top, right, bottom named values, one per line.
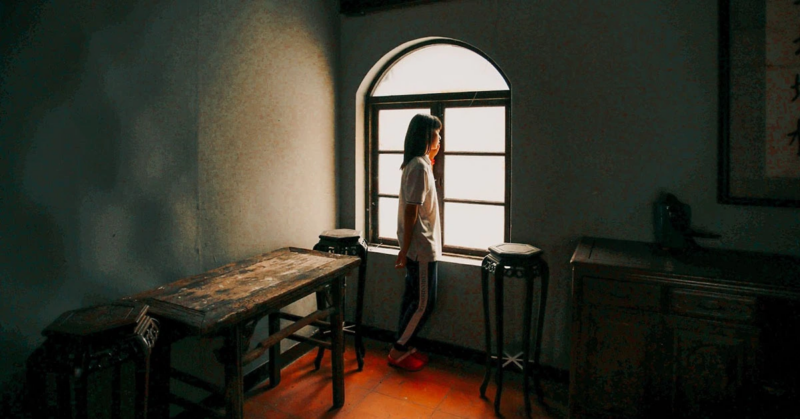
left=576, top=306, right=660, bottom=418
left=670, top=317, right=758, bottom=419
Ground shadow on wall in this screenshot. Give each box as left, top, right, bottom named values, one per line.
left=1, top=1, right=199, bottom=415
left=1, top=1, right=129, bottom=413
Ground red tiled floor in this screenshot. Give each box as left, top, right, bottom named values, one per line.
left=373, top=369, right=452, bottom=409
left=243, top=338, right=566, bottom=418
left=343, top=392, right=435, bottom=419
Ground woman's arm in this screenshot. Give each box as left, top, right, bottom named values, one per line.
left=395, top=203, right=419, bottom=268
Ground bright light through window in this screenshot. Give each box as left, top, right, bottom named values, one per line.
left=379, top=154, right=403, bottom=194
left=378, top=197, right=398, bottom=239
left=445, top=156, right=505, bottom=202
left=373, top=45, right=509, bottom=96
left=378, top=108, right=429, bottom=151
left=445, top=107, right=505, bottom=153
left=445, top=203, right=504, bottom=249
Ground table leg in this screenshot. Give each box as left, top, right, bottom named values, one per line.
left=269, top=312, right=281, bottom=388
left=223, top=326, right=244, bottom=419
left=534, top=262, right=549, bottom=403
left=331, top=275, right=345, bottom=408
left=522, top=266, right=535, bottom=418
left=355, top=253, right=367, bottom=371
left=314, top=289, right=328, bottom=370
left=494, top=268, right=504, bottom=416
left=480, top=264, right=492, bottom=398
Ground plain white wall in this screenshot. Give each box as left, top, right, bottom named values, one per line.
left=338, top=0, right=800, bottom=371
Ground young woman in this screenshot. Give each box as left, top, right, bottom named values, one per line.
left=388, top=113, right=442, bottom=371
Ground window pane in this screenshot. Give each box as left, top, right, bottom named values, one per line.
left=445, top=107, right=505, bottom=153
left=373, top=44, right=509, bottom=96
left=444, top=203, right=504, bottom=250
left=444, top=156, right=504, bottom=202
left=378, top=197, right=399, bottom=240
left=379, top=108, right=430, bottom=151
left=378, top=154, right=403, bottom=194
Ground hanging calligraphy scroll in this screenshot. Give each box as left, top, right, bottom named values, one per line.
left=719, top=0, right=800, bottom=206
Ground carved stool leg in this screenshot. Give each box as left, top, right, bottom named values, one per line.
left=534, top=262, right=549, bottom=403
left=480, top=263, right=492, bottom=397
left=494, top=267, right=505, bottom=416
left=522, top=265, right=535, bottom=418
left=331, top=275, right=345, bottom=408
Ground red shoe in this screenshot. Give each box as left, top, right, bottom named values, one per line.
left=408, top=347, right=429, bottom=363
left=388, top=351, right=427, bottom=372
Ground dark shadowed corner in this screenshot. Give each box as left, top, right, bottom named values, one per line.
left=0, top=1, right=141, bottom=416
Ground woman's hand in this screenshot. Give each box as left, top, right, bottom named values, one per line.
left=395, top=250, right=407, bottom=269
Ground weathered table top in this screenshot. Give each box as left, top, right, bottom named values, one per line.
left=128, top=247, right=360, bottom=335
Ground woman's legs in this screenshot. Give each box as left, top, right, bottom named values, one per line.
left=394, top=258, right=438, bottom=351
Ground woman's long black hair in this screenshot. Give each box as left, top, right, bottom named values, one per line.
left=400, top=114, right=442, bottom=169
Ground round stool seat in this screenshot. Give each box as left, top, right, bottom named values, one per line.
left=489, top=243, right=543, bottom=261
left=319, top=229, right=362, bottom=242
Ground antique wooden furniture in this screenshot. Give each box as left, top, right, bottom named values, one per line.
left=26, top=302, right=159, bottom=418
left=128, top=247, right=360, bottom=419
left=303, top=229, right=368, bottom=371
left=570, top=237, right=800, bottom=419
left=480, top=243, right=550, bottom=418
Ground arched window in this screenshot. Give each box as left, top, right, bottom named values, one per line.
left=367, top=40, right=511, bottom=257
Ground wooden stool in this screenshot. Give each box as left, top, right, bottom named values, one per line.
left=26, top=302, right=159, bottom=418
left=312, top=229, right=368, bottom=371
left=479, top=243, right=549, bottom=417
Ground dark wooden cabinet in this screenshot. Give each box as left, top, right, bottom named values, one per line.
left=572, top=276, right=666, bottom=418
left=669, top=316, right=757, bottom=418
left=577, top=305, right=660, bottom=417
left=570, top=238, right=800, bottom=419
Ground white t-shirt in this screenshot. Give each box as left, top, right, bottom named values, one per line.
left=397, top=155, right=442, bottom=262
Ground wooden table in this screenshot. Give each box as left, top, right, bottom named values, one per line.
left=127, top=247, right=360, bottom=419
